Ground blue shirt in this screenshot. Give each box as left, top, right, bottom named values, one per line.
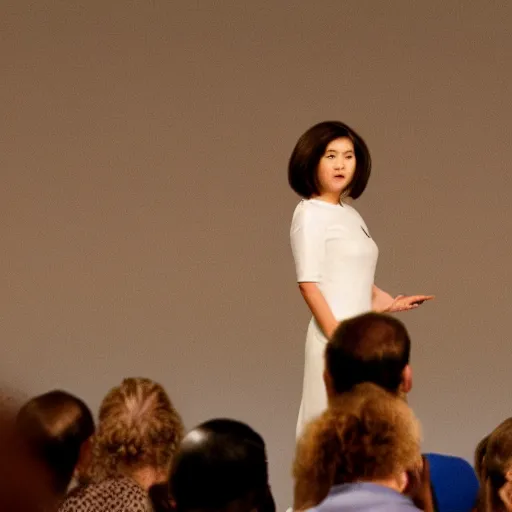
left=308, top=482, right=421, bottom=512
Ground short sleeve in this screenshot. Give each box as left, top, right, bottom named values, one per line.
left=290, top=202, right=326, bottom=283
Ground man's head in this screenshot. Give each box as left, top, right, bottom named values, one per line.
left=324, top=312, right=412, bottom=399
left=16, top=390, right=95, bottom=495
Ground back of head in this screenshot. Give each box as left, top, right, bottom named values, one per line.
left=1, top=391, right=62, bottom=512
left=475, top=434, right=491, bottom=482
left=16, top=390, right=94, bottom=495
left=89, top=377, right=184, bottom=482
left=325, top=312, right=411, bottom=396
left=170, top=419, right=275, bottom=512
left=293, top=382, right=421, bottom=509
left=475, top=418, right=512, bottom=512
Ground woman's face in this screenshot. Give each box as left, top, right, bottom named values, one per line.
left=315, top=137, right=356, bottom=198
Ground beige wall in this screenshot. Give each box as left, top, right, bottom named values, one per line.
left=2, top=1, right=512, bottom=508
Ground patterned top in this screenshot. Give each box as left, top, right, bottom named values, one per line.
left=59, top=477, right=151, bottom=512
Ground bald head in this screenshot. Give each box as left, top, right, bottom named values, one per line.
left=170, top=419, right=274, bottom=512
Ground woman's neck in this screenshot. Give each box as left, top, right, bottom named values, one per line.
left=312, top=192, right=353, bottom=205
left=130, top=466, right=168, bottom=491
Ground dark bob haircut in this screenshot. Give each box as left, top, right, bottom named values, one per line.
left=288, top=121, right=371, bottom=200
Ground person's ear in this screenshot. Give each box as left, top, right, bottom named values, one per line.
left=499, top=471, right=512, bottom=511
left=401, top=365, right=413, bottom=394
left=498, top=482, right=512, bottom=511
left=404, top=457, right=435, bottom=512
left=397, top=471, right=409, bottom=493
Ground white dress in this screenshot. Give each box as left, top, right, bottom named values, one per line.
left=290, top=198, right=379, bottom=438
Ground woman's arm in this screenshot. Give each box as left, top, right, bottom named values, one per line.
left=299, top=282, right=338, bottom=339
left=372, top=285, right=395, bottom=313
left=373, top=285, right=435, bottom=313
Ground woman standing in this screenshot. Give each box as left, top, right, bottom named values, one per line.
left=288, top=121, right=433, bottom=437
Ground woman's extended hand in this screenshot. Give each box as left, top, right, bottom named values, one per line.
left=385, top=294, right=435, bottom=313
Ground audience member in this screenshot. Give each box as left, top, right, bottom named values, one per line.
left=319, top=312, right=478, bottom=512
left=324, top=312, right=412, bottom=400
left=168, top=418, right=275, bottom=512
left=16, top=390, right=95, bottom=498
left=293, top=382, right=423, bottom=512
left=0, top=315, right=489, bottom=512
left=0, top=391, right=58, bottom=512
left=475, top=433, right=491, bottom=482
left=474, top=417, right=512, bottom=512
left=59, top=377, right=184, bottom=512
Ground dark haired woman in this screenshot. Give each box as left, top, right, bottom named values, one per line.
left=289, top=121, right=434, bottom=437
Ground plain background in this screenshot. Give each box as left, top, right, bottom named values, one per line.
left=2, top=1, right=512, bottom=508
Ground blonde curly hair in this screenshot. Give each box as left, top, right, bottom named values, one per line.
left=88, top=377, right=184, bottom=481
left=293, top=382, right=422, bottom=509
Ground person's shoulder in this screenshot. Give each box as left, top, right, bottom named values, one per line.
left=292, top=198, right=312, bottom=216
left=59, top=485, right=86, bottom=511
left=100, top=477, right=148, bottom=500
left=341, top=201, right=362, bottom=217
left=59, top=478, right=150, bottom=512
left=291, top=199, right=332, bottom=226
left=342, top=202, right=369, bottom=225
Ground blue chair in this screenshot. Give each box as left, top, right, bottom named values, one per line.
left=424, top=453, right=479, bottom=512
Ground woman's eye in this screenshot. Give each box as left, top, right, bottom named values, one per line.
left=326, top=155, right=335, bottom=159
left=346, top=155, right=354, bottom=159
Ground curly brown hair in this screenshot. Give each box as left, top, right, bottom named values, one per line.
left=88, top=377, right=184, bottom=482
left=293, top=382, right=421, bottom=509
left=475, top=418, right=512, bottom=512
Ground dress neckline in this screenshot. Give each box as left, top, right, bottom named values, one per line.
left=307, top=198, right=345, bottom=209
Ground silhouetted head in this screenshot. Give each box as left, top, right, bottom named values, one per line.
left=170, top=419, right=275, bottom=512
left=1, top=390, right=59, bottom=512
left=16, top=390, right=95, bottom=495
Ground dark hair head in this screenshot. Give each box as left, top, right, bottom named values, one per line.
left=475, top=434, right=491, bottom=482
left=288, top=121, right=371, bottom=200
left=0, top=394, right=57, bottom=512
left=325, top=312, right=411, bottom=395
left=170, top=419, right=275, bottom=512
left=476, top=418, right=512, bottom=512
left=16, top=390, right=95, bottom=494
